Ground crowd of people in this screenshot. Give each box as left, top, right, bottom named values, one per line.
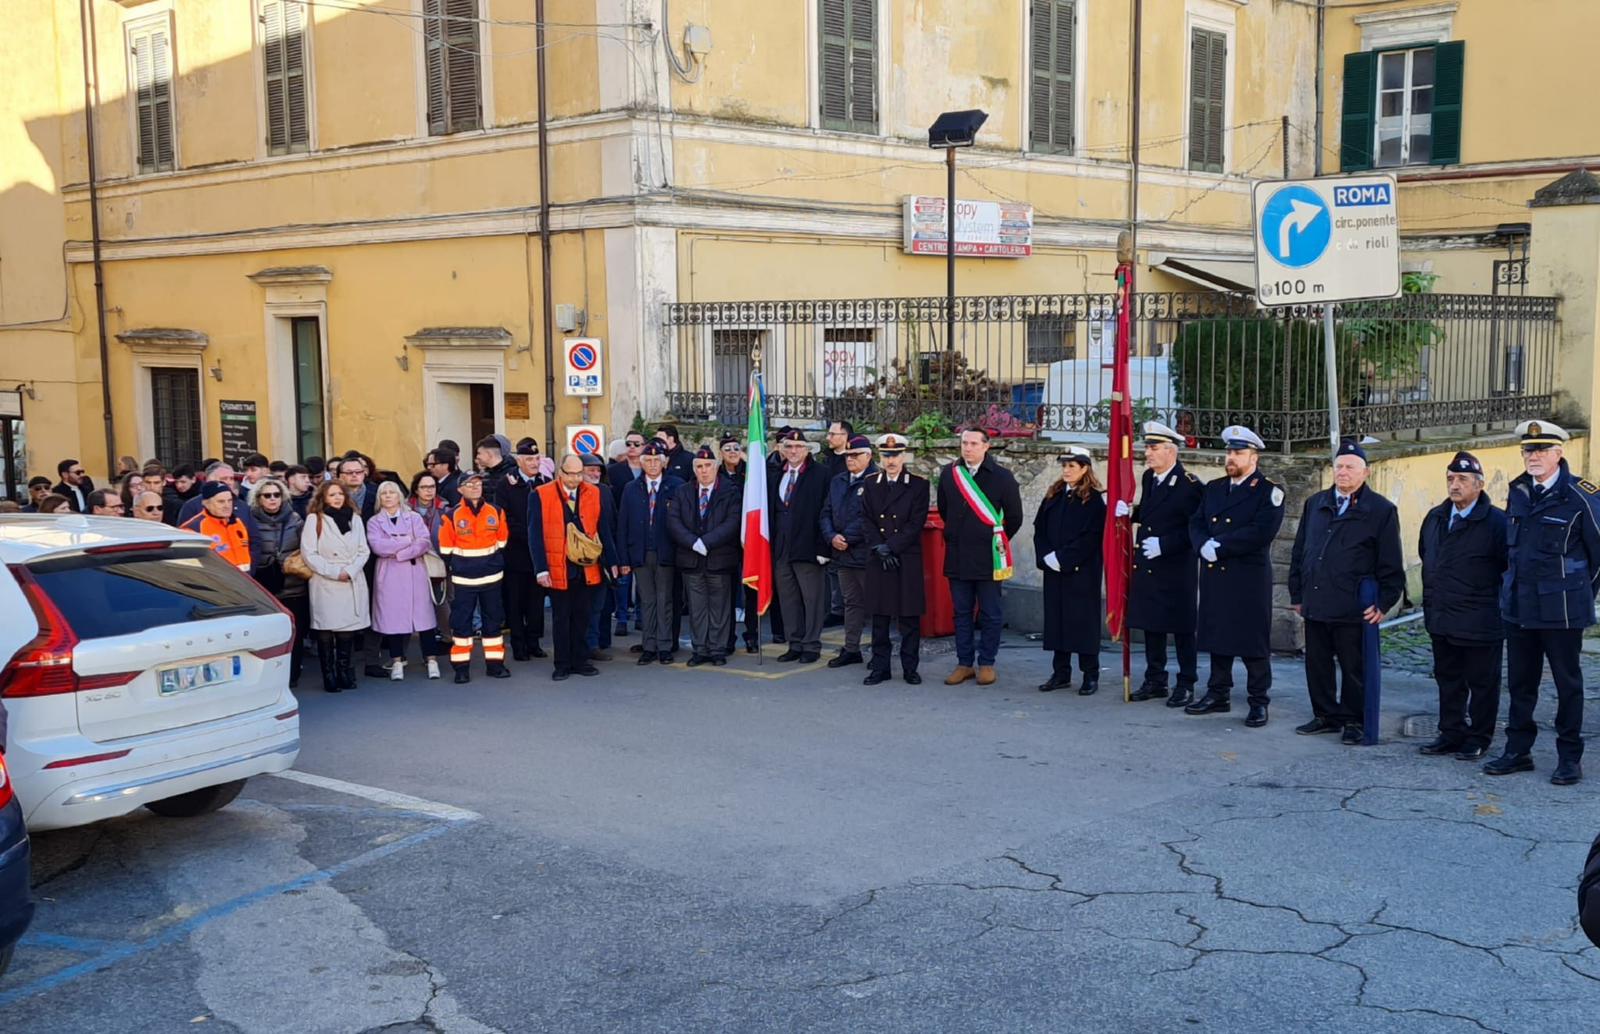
left=11, top=414, right=1598, bottom=785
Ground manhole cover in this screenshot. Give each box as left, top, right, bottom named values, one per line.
left=1399, top=713, right=1435, bottom=739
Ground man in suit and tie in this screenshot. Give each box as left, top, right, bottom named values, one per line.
left=1117, top=421, right=1204, bottom=707
left=617, top=442, right=685, bottom=664
left=668, top=446, right=741, bottom=666
left=769, top=428, right=832, bottom=663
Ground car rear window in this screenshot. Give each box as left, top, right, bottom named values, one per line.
left=24, top=546, right=282, bottom=640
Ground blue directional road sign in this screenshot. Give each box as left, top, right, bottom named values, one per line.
left=1251, top=175, right=1400, bottom=307
left=1258, top=185, right=1331, bottom=269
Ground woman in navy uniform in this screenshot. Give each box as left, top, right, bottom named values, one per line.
left=1034, top=447, right=1106, bottom=695
left=1119, top=421, right=1203, bottom=706
left=1186, top=426, right=1285, bottom=727
left=1485, top=420, right=1600, bottom=786
left=861, top=434, right=929, bottom=685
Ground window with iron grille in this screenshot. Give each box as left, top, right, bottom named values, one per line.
left=424, top=0, right=482, bottom=135
left=261, top=0, right=310, bottom=154
left=1187, top=27, right=1226, bottom=173
left=150, top=368, right=202, bottom=468
left=1026, top=314, right=1077, bottom=364
left=820, top=0, right=877, bottom=134
left=128, top=20, right=176, bottom=174
left=1028, top=0, right=1075, bottom=154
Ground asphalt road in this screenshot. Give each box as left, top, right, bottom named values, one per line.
left=4, top=630, right=1597, bottom=1033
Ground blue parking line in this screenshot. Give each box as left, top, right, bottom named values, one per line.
left=0, top=820, right=467, bottom=1007
left=17, top=932, right=134, bottom=955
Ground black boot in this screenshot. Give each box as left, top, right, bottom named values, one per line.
left=335, top=635, right=357, bottom=689
left=318, top=634, right=340, bottom=693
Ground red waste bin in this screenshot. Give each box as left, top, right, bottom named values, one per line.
left=920, top=511, right=956, bottom=638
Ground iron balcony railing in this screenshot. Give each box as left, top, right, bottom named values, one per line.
left=663, top=291, right=1560, bottom=449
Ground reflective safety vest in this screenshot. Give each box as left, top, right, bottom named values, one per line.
left=180, top=511, right=252, bottom=573
left=439, top=499, right=509, bottom=585
left=537, top=481, right=603, bottom=591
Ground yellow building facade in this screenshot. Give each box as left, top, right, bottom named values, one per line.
left=0, top=0, right=1592, bottom=487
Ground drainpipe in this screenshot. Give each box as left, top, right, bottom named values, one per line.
left=1314, top=0, right=1326, bottom=176
left=535, top=0, right=557, bottom=452
left=80, top=0, right=116, bottom=477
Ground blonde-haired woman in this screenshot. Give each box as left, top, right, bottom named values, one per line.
left=302, top=479, right=371, bottom=691
left=367, top=480, right=442, bottom=680
left=1034, top=446, right=1106, bottom=695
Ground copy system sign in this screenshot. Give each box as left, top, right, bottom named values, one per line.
left=1251, top=175, right=1400, bottom=307
left=564, top=338, right=604, bottom=396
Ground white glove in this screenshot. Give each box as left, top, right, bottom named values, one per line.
left=1141, top=537, right=1162, bottom=559
left=1114, top=500, right=1131, bottom=518
left=816, top=555, right=830, bottom=566
left=693, top=538, right=708, bottom=556
left=1200, top=539, right=1219, bottom=563
left=1043, top=551, right=1061, bottom=572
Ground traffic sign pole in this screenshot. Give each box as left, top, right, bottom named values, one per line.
left=1323, top=303, right=1340, bottom=458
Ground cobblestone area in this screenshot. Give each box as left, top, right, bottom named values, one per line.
left=1382, top=620, right=1600, bottom=700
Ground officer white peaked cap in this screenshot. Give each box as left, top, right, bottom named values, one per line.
left=1514, top=419, right=1569, bottom=446
left=875, top=433, right=911, bottom=453
left=1058, top=445, right=1092, bottom=463
left=1142, top=421, right=1183, bottom=446
left=1220, top=425, right=1265, bottom=450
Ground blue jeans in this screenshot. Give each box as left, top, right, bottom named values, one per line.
left=586, top=577, right=615, bottom=650
left=612, top=573, right=634, bottom=625
left=949, top=578, right=1003, bottom=667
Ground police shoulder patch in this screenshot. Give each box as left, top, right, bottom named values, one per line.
left=1579, top=478, right=1600, bottom=496
left=1270, top=487, right=1285, bottom=507
left=1186, top=472, right=1199, bottom=483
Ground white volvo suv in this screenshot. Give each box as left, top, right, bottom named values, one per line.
left=0, top=515, right=300, bottom=831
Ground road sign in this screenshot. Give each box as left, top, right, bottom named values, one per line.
left=1252, top=175, right=1400, bottom=307
left=566, top=424, right=604, bottom=457
left=563, top=337, right=604, bottom=397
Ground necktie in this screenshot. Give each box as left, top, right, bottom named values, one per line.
left=1449, top=512, right=1460, bottom=533
left=1337, top=494, right=1349, bottom=516
left=648, top=482, right=657, bottom=525
left=699, top=487, right=710, bottom=519
left=1533, top=484, right=1547, bottom=501
left=568, top=490, right=576, bottom=508
left=783, top=470, right=796, bottom=505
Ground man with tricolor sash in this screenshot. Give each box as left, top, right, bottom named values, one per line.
left=936, top=428, right=1024, bottom=686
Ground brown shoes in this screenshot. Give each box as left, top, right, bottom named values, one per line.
left=945, top=665, right=976, bottom=685
left=976, top=666, right=997, bottom=686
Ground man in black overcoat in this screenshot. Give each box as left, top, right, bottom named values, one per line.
left=1119, top=421, right=1203, bottom=706
left=667, top=446, right=742, bottom=665
left=935, top=428, right=1024, bottom=687
left=769, top=429, right=832, bottom=663
left=1186, top=426, right=1286, bottom=727
left=1417, top=450, right=1508, bottom=761
left=500, top=438, right=550, bottom=661
left=861, top=433, right=930, bottom=685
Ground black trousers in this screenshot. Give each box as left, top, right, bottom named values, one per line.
left=725, top=577, right=759, bottom=652
left=1051, top=650, right=1100, bottom=679
left=1206, top=654, right=1272, bottom=707
left=549, top=574, right=595, bottom=675
left=1504, top=624, right=1585, bottom=762
left=1304, top=619, right=1365, bottom=726
left=869, top=615, right=921, bottom=675
left=1430, top=635, right=1502, bottom=749
left=1142, top=631, right=1197, bottom=689
left=502, top=570, right=545, bottom=653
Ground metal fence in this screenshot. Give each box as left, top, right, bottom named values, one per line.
left=663, top=291, right=1560, bottom=449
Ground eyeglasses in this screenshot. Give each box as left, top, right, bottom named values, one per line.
left=258, top=492, right=283, bottom=499
left=69, top=469, right=85, bottom=476
left=140, top=505, right=163, bottom=513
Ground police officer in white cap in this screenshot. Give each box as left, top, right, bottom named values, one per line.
left=1485, top=419, right=1600, bottom=785
left=1185, top=426, right=1285, bottom=727
left=1115, top=421, right=1203, bottom=705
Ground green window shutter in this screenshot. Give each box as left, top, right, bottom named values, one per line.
left=820, top=0, right=850, bottom=128
left=1029, top=0, right=1074, bottom=153
left=1188, top=29, right=1224, bottom=173
left=131, top=24, right=175, bottom=173
left=1339, top=51, right=1377, bottom=172
left=263, top=0, right=309, bottom=153
left=1028, top=0, right=1053, bottom=150
left=847, top=0, right=877, bottom=131
left=444, top=0, right=482, bottom=132
left=1430, top=40, right=1464, bottom=166
left=820, top=0, right=875, bottom=133
left=423, top=0, right=447, bottom=134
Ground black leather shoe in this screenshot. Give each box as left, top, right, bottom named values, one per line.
left=365, top=664, right=390, bottom=680
left=1184, top=692, right=1231, bottom=715
left=528, top=645, right=548, bottom=659
left=711, top=656, right=727, bottom=666
left=827, top=651, right=864, bottom=668
left=1129, top=682, right=1168, bottom=702
left=1483, top=753, right=1534, bottom=776
left=1165, top=688, right=1194, bottom=709
left=1245, top=705, right=1269, bottom=728
left=630, top=644, right=645, bottom=653
left=776, top=649, right=803, bottom=662
left=511, top=646, right=531, bottom=662
left=686, top=655, right=708, bottom=667
left=1340, top=725, right=1363, bottom=745
left=453, top=668, right=470, bottom=685
left=744, top=639, right=759, bottom=654
left=636, top=653, right=655, bottom=666
left=1454, top=743, right=1489, bottom=762
left=1037, top=676, right=1068, bottom=693
left=1551, top=760, right=1583, bottom=785
left=863, top=671, right=891, bottom=686
left=574, top=665, right=600, bottom=677
left=1295, top=717, right=1343, bottom=736
left=903, top=672, right=922, bottom=685
left=551, top=670, right=570, bottom=681
left=486, top=663, right=511, bottom=679
left=799, top=652, right=822, bottom=664
left=1077, top=675, right=1099, bottom=696
left=1419, top=736, right=1463, bottom=756
left=658, top=652, right=675, bottom=664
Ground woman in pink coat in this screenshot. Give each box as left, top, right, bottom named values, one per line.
left=367, top=481, right=442, bottom=681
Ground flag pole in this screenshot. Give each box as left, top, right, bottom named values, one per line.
left=1113, top=235, right=1136, bottom=703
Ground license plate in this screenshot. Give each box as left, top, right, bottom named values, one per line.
left=159, top=656, right=242, bottom=695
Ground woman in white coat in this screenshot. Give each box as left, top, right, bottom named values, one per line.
left=302, top=480, right=371, bottom=692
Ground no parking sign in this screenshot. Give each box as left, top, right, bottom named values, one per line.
left=563, top=337, right=604, bottom=397
left=566, top=424, right=605, bottom=457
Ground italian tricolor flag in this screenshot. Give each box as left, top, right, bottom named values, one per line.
left=741, top=372, right=773, bottom=615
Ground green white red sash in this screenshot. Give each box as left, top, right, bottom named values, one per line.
left=953, top=464, right=1014, bottom=582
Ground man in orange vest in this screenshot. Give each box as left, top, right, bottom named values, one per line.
left=530, top=453, right=617, bottom=681
left=439, top=470, right=511, bottom=683
left=180, top=480, right=252, bottom=574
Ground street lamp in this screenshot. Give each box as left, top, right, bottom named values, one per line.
left=928, top=109, right=988, bottom=372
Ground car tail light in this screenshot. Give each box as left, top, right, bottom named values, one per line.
left=42, top=749, right=131, bottom=770
left=0, top=565, right=141, bottom=698
left=0, top=754, right=12, bottom=811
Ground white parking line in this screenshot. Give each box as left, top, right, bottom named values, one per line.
left=272, top=770, right=481, bottom=822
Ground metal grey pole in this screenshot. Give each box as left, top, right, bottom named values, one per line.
left=946, top=146, right=957, bottom=361
left=1323, top=302, right=1340, bottom=456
